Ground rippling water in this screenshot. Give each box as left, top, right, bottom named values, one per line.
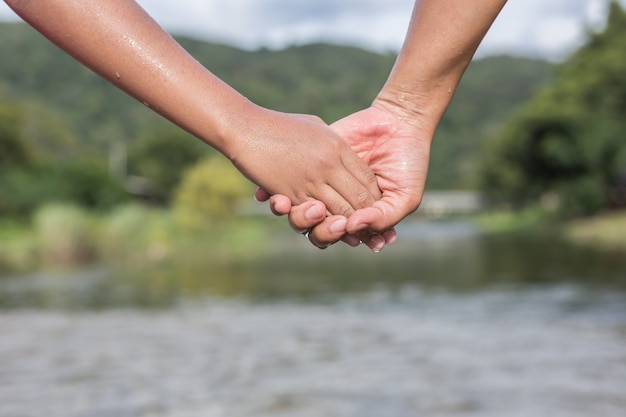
left=1, top=221, right=625, bottom=416
left=1, top=288, right=626, bottom=417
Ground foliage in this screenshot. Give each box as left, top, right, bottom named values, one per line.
left=1, top=89, right=129, bottom=216
left=33, top=203, right=96, bottom=266
left=127, top=128, right=210, bottom=203
left=429, top=56, right=555, bottom=189
left=100, top=204, right=176, bottom=262
left=1, top=21, right=554, bottom=193
left=480, top=1, right=626, bottom=217
left=0, top=159, right=129, bottom=217
left=173, top=156, right=253, bottom=229
left=0, top=94, right=33, bottom=167
left=0, top=219, right=37, bottom=272
left=565, top=209, right=626, bottom=251
left=473, top=206, right=554, bottom=235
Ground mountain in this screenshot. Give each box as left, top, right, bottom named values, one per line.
left=0, top=22, right=554, bottom=189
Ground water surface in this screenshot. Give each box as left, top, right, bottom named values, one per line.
left=0, top=220, right=625, bottom=416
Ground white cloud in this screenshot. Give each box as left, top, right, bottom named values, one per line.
left=1, top=0, right=625, bottom=60
left=135, top=0, right=414, bottom=51
left=478, top=0, right=616, bottom=60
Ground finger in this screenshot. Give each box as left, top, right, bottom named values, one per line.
left=305, top=217, right=387, bottom=252
left=340, top=233, right=362, bottom=247
left=332, top=155, right=381, bottom=211
left=286, top=200, right=326, bottom=234
left=286, top=203, right=362, bottom=248
left=382, top=228, right=398, bottom=245
left=303, top=113, right=381, bottom=206
left=356, top=231, right=386, bottom=253
left=302, top=218, right=388, bottom=252
left=254, top=187, right=271, bottom=202
left=307, top=155, right=379, bottom=217
left=268, top=195, right=293, bottom=216
left=296, top=205, right=389, bottom=252
left=346, top=195, right=418, bottom=235
left=290, top=115, right=380, bottom=213
left=306, top=215, right=347, bottom=249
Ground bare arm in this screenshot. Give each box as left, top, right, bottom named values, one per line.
left=5, top=0, right=381, bottom=215
left=7, top=0, right=244, bottom=153
left=375, top=0, right=508, bottom=139
left=267, top=0, right=507, bottom=248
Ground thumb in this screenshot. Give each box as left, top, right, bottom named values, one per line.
left=346, top=195, right=420, bottom=234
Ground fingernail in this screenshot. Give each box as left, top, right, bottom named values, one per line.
left=330, top=218, right=347, bottom=234
left=370, top=235, right=385, bottom=253
left=383, top=229, right=398, bottom=245
left=350, top=223, right=368, bottom=233
left=305, top=204, right=323, bottom=221
left=343, top=235, right=361, bottom=247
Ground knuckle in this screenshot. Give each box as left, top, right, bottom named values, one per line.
left=308, top=234, right=332, bottom=250
left=334, top=203, right=353, bottom=218
left=354, top=190, right=373, bottom=209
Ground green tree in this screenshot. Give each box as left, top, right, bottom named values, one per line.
left=480, top=0, right=626, bottom=216
left=173, top=156, right=253, bottom=229
left=128, top=128, right=209, bottom=203
left=0, top=95, right=32, bottom=168
left=0, top=158, right=129, bottom=217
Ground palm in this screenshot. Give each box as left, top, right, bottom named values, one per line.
left=331, top=105, right=431, bottom=232
left=255, top=104, right=433, bottom=249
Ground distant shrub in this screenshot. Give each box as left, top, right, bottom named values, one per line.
left=100, top=204, right=149, bottom=257
left=173, top=156, right=252, bottom=230
left=33, top=203, right=96, bottom=266
left=101, top=203, right=174, bottom=262
left=0, top=160, right=129, bottom=217
left=127, top=129, right=209, bottom=203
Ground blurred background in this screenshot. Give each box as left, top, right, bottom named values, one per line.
left=1, top=1, right=625, bottom=416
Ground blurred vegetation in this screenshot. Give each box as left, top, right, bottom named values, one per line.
left=480, top=1, right=626, bottom=218
left=2, top=3, right=626, bottom=275
left=127, top=128, right=210, bottom=204
left=565, top=211, right=626, bottom=251
left=33, top=203, right=96, bottom=266
left=0, top=201, right=281, bottom=273
left=173, top=156, right=254, bottom=230
left=0, top=21, right=554, bottom=203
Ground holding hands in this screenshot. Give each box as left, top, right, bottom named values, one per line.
left=257, top=102, right=431, bottom=251
left=6, top=0, right=507, bottom=252
left=259, top=0, right=508, bottom=250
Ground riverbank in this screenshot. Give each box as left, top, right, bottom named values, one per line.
left=3, top=204, right=626, bottom=277
left=475, top=207, right=626, bottom=252
left=564, top=210, right=626, bottom=252
left=473, top=207, right=547, bottom=234
left=0, top=203, right=283, bottom=275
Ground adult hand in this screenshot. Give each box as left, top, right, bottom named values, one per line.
left=257, top=101, right=432, bottom=250
left=232, top=108, right=382, bottom=217
left=258, top=0, right=507, bottom=251
left=5, top=0, right=382, bottom=221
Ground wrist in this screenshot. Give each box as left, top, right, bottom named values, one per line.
left=373, top=80, right=451, bottom=140
left=211, top=97, right=263, bottom=160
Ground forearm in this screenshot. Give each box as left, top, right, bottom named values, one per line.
left=5, top=0, right=252, bottom=157
left=7, top=0, right=385, bottom=212
left=376, top=0, right=507, bottom=137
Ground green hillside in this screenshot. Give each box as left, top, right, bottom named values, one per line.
left=0, top=21, right=554, bottom=190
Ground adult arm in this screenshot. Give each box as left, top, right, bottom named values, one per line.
left=5, top=0, right=381, bottom=215
left=265, top=0, right=507, bottom=248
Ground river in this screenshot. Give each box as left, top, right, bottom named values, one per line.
left=0, top=220, right=625, bottom=417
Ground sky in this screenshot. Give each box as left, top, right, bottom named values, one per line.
left=1, top=0, right=624, bottom=61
